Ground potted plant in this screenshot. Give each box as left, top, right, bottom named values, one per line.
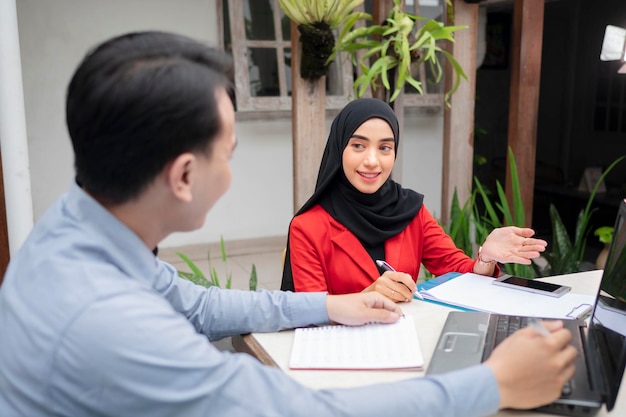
left=177, top=236, right=257, bottom=291
left=278, top=0, right=368, bottom=79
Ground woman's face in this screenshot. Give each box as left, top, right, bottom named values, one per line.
left=342, top=117, right=395, bottom=194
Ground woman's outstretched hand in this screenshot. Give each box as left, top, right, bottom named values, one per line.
left=480, top=226, right=548, bottom=265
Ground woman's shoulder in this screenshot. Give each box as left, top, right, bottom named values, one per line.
left=404, top=202, right=435, bottom=228
left=291, top=205, right=340, bottom=230
left=293, top=204, right=327, bottom=222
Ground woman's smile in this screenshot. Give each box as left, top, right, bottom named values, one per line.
left=358, top=171, right=381, bottom=182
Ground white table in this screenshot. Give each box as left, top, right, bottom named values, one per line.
left=233, top=270, right=625, bottom=416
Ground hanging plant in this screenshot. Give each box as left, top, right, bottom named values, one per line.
left=329, top=0, right=467, bottom=105
left=278, top=0, right=368, bottom=79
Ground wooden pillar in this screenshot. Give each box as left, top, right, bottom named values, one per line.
left=506, top=0, right=545, bottom=226
left=291, top=22, right=327, bottom=213
left=372, top=0, right=404, bottom=183
left=441, top=0, right=479, bottom=224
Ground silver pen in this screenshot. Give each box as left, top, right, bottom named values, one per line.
left=527, top=317, right=550, bottom=336
left=375, top=260, right=424, bottom=300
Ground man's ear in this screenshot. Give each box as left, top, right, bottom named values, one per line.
left=167, top=153, right=195, bottom=203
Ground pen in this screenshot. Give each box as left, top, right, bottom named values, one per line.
left=375, top=260, right=424, bottom=300
left=527, top=317, right=550, bottom=336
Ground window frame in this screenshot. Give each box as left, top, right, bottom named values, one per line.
left=223, top=0, right=445, bottom=113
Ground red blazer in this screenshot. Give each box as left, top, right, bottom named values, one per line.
left=289, top=204, right=484, bottom=294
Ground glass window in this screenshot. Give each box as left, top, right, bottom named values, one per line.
left=593, top=61, right=626, bottom=133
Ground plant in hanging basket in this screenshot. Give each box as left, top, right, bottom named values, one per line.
left=278, top=0, right=367, bottom=79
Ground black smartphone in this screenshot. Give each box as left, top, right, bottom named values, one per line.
left=492, top=275, right=571, bottom=297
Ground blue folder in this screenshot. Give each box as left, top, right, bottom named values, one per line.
left=415, top=272, right=475, bottom=312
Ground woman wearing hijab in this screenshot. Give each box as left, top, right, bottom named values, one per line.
left=281, top=98, right=547, bottom=302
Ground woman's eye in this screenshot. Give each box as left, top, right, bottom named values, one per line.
left=351, top=143, right=365, bottom=149
left=381, top=145, right=393, bottom=152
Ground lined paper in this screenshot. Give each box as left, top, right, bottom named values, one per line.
left=289, top=316, right=423, bottom=370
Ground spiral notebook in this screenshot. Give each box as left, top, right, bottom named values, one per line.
left=289, top=315, right=424, bottom=370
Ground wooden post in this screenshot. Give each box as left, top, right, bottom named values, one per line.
left=291, top=21, right=327, bottom=213
left=441, top=0, right=479, bottom=224
left=371, top=0, right=392, bottom=102
left=372, top=0, right=404, bottom=183
left=506, top=0, right=545, bottom=226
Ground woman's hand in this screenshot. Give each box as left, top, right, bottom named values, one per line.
left=480, top=226, right=548, bottom=265
left=362, top=271, right=416, bottom=303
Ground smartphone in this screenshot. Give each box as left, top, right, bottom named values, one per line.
left=492, top=275, right=571, bottom=297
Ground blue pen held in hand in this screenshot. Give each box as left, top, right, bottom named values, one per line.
left=375, top=260, right=425, bottom=300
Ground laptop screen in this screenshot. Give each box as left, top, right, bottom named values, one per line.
left=589, top=198, right=626, bottom=410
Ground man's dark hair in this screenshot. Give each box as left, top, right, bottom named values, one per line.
left=66, top=31, right=234, bottom=204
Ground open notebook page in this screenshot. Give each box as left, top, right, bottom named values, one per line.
left=289, top=315, right=424, bottom=370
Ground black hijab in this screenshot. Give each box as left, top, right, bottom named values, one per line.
left=281, top=98, right=424, bottom=291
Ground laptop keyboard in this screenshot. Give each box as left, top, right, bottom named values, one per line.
left=491, top=315, right=573, bottom=397
left=494, top=315, right=529, bottom=345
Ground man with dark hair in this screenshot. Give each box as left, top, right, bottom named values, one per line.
left=0, top=31, right=577, bottom=417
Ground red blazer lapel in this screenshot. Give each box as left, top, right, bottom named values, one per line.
left=331, top=230, right=379, bottom=279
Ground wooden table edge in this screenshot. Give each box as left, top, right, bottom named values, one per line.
left=232, top=334, right=279, bottom=368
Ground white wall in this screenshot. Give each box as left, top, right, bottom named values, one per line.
left=401, top=112, right=444, bottom=219
left=163, top=118, right=295, bottom=247
left=16, top=0, right=444, bottom=249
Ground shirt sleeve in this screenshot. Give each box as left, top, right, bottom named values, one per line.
left=152, top=259, right=329, bottom=340
left=50, top=291, right=500, bottom=417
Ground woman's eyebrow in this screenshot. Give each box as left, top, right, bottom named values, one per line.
left=350, top=134, right=370, bottom=141
left=349, top=135, right=394, bottom=142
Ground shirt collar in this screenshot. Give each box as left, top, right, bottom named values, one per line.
left=64, top=182, right=159, bottom=285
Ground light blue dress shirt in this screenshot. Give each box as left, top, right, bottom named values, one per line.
left=0, top=183, right=500, bottom=417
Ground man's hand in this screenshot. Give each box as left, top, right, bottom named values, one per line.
left=326, top=292, right=404, bottom=326
left=485, top=320, right=578, bottom=410
left=362, top=271, right=416, bottom=303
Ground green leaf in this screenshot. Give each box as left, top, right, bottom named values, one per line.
left=494, top=181, right=513, bottom=226
left=507, top=147, right=526, bottom=226
left=380, top=63, right=390, bottom=90
left=178, top=271, right=214, bottom=288
left=249, top=264, right=258, bottom=291
left=594, top=226, right=614, bottom=244
left=440, top=49, right=467, bottom=106
left=340, top=40, right=381, bottom=53
left=474, top=178, right=502, bottom=228
left=334, top=0, right=368, bottom=27
left=219, top=235, right=228, bottom=263
left=404, top=75, right=423, bottom=95
left=211, top=266, right=220, bottom=288
left=176, top=252, right=205, bottom=279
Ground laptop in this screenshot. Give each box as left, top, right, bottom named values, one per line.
left=426, top=198, right=626, bottom=417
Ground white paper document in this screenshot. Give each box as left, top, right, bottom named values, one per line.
left=289, top=315, right=424, bottom=370
left=419, top=273, right=595, bottom=319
